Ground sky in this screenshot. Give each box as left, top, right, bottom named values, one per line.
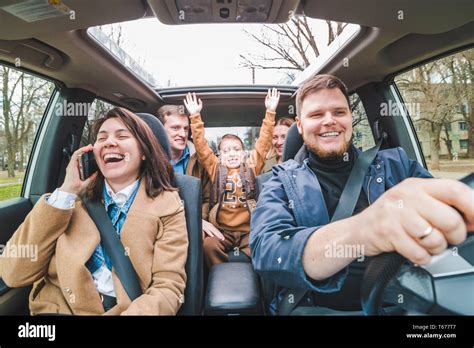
left=90, top=17, right=347, bottom=88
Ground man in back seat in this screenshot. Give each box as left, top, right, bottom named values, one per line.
left=157, top=105, right=217, bottom=238
left=250, top=74, right=474, bottom=315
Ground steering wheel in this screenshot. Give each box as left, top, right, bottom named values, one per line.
left=361, top=235, right=474, bottom=315
left=361, top=173, right=474, bottom=315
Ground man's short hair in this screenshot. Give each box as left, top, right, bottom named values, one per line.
left=218, top=134, right=244, bottom=151
left=157, top=104, right=188, bottom=124
left=296, top=74, right=350, bottom=116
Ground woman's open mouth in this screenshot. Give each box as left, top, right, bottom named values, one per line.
left=103, top=153, right=126, bottom=166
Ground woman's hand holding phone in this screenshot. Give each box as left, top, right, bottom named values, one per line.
left=59, top=144, right=98, bottom=195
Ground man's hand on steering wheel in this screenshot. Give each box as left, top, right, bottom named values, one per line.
left=354, top=177, right=474, bottom=265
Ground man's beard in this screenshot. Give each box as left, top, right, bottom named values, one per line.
left=303, top=132, right=353, bottom=160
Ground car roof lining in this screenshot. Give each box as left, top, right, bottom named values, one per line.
left=383, top=42, right=474, bottom=87
left=0, top=0, right=152, bottom=41
left=157, top=86, right=297, bottom=127
left=0, top=0, right=472, bottom=115
left=320, top=21, right=474, bottom=92
left=302, top=0, right=473, bottom=35
left=1, top=29, right=162, bottom=113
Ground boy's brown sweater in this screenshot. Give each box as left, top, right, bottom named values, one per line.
left=190, top=110, right=275, bottom=233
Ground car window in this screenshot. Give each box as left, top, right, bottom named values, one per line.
left=351, top=93, right=375, bottom=151
left=80, top=99, right=115, bottom=146
left=0, top=64, right=55, bottom=202
left=204, top=95, right=375, bottom=155
left=394, top=48, right=474, bottom=179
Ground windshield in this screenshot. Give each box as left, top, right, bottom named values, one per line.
left=88, top=18, right=359, bottom=88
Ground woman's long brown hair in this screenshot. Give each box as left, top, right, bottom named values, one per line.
left=86, top=107, right=176, bottom=200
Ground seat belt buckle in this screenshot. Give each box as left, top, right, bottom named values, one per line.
left=101, top=293, right=117, bottom=311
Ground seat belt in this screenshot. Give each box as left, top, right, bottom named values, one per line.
left=83, top=199, right=143, bottom=302
left=278, top=134, right=385, bottom=315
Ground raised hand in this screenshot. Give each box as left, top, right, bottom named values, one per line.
left=265, top=88, right=280, bottom=113
left=183, top=92, right=203, bottom=116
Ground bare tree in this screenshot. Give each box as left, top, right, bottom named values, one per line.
left=397, top=59, right=462, bottom=169
left=447, top=49, right=474, bottom=157
left=1, top=67, right=52, bottom=177
left=98, top=24, right=124, bottom=47
left=240, top=15, right=347, bottom=81
left=241, top=16, right=373, bottom=147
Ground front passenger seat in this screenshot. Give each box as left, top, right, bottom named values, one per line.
left=137, top=113, right=204, bottom=315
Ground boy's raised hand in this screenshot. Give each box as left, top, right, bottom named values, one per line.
left=183, top=92, right=203, bottom=116
left=265, top=88, right=280, bottom=112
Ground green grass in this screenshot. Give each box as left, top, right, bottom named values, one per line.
left=0, top=171, right=25, bottom=185
left=0, top=178, right=23, bottom=185
left=0, top=184, right=22, bottom=201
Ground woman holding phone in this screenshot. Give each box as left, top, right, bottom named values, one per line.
left=0, top=107, right=188, bottom=315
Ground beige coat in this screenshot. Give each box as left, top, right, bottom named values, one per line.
left=0, top=181, right=188, bottom=315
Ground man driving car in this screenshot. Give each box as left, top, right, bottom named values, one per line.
left=250, top=74, right=474, bottom=315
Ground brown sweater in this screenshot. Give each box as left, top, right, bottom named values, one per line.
left=190, top=110, right=275, bottom=232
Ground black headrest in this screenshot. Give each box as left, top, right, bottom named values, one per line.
left=136, top=113, right=171, bottom=160
left=282, top=122, right=304, bottom=161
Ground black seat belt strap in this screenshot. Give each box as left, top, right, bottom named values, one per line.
left=278, top=135, right=385, bottom=315
left=331, top=138, right=383, bottom=221
left=83, top=199, right=142, bottom=302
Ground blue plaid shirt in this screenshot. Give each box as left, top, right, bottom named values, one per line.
left=170, top=145, right=190, bottom=175
left=85, top=178, right=141, bottom=274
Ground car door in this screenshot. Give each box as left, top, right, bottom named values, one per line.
left=0, top=62, right=97, bottom=314
left=0, top=63, right=57, bottom=314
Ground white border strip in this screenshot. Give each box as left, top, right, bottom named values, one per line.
left=389, top=84, right=424, bottom=165
left=23, top=91, right=60, bottom=198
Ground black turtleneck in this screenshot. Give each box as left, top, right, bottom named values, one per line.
left=307, top=144, right=370, bottom=311
left=308, top=144, right=369, bottom=219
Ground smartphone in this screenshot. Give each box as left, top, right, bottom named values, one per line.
left=78, top=151, right=98, bottom=181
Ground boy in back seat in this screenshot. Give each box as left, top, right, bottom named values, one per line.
left=184, top=89, right=280, bottom=267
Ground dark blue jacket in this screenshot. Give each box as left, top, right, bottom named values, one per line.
left=250, top=147, right=432, bottom=312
